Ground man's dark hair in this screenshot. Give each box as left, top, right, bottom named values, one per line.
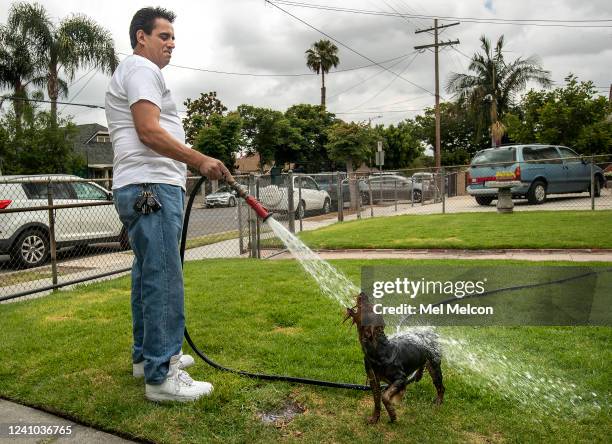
left=129, top=7, right=176, bottom=49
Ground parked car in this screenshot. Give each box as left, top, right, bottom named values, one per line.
left=259, top=175, right=331, bottom=218
left=368, top=174, right=428, bottom=203
left=313, top=175, right=369, bottom=210
left=204, top=186, right=238, bottom=208
left=0, top=174, right=127, bottom=268
left=467, top=145, right=606, bottom=205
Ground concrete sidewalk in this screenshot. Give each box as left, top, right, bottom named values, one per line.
left=0, top=399, right=134, bottom=443
left=269, top=248, right=612, bottom=262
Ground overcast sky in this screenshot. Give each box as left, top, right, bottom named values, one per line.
left=1, top=0, right=610, bottom=128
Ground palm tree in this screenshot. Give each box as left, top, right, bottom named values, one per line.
left=305, top=39, right=339, bottom=108
left=0, top=12, right=47, bottom=134
left=7, top=2, right=118, bottom=125
left=446, top=35, right=551, bottom=147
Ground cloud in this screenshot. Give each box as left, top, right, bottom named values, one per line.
left=1, top=0, right=609, bottom=128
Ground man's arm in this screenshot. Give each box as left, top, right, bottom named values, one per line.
left=131, top=100, right=232, bottom=181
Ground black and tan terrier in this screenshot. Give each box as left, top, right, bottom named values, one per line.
left=345, top=292, right=445, bottom=423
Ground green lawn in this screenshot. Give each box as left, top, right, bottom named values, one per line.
left=0, top=259, right=610, bottom=443
left=298, top=210, right=612, bottom=250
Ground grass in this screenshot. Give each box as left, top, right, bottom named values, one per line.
left=185, top=230, right=239, bottom=250
left=0, top=258, right=610, bottom=443
left=298, top=210, right=612, bottom=250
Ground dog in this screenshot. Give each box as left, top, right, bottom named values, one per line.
left=345, top=292, right=445, bottom=423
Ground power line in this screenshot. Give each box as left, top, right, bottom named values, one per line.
left=327, top=52, right=415, bottom=100
left=271, top=1, right=612, bottom=28
left=339, top=52, right=420, bottom=112
left=60, top=69, right=99, bottom=113
left=118, top=51, right=416, bottom=77
left=264, top=0, right=436, bottom=96
left=1, top=96, right=104, bottom=109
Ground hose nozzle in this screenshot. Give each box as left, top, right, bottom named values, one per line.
left=226, top=179, right=272, bottom=222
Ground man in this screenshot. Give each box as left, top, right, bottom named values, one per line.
left=105, top=7, right=231, bottom=402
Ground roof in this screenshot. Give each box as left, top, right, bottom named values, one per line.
left=73, top=124, right=113, bottom=167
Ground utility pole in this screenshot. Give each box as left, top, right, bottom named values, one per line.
left=609, top=83, right=611, bottom=102
left=415, top=20, right=459, bottom=170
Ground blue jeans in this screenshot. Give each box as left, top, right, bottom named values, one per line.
left=113, top=183, right=185, bottom=384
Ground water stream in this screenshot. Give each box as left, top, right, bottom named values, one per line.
left=264, top=216, right=607, bottom=418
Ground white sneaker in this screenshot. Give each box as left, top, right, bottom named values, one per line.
left=133, top=353, right=195, bottom=378
left=145, top=354, right=213, bottom=402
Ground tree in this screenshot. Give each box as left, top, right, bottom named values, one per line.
left=8, top=2, right=118, bottom=125
left=193, top=112, right=242, bottom=171
left=375, top=120, right=424, bottom=169
left=446, top=35, right=551, bottom=147
left=284, top=104, right=337, bottom=172
left=305, top=39, right=339, bottom=108
left=326, top=121, right=375, bottom=208
left=505, top=75, right=612, bottom=154
left=0, top=108, right=83, bottom=174
left=0, top=6, right=47, bottom=134
left=182, top=91, right=228, bottom=145
left=237, top=105, right=300, bottom=171
left=415, top=102, right=490, bottom=165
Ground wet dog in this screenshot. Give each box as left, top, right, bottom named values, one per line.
left=345, top=292, right=445, bottom=423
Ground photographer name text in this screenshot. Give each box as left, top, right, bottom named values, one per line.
left=373, top=303, right=494, bottom=316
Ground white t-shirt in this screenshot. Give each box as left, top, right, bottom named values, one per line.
left=105, top=54, right=187, bottom=190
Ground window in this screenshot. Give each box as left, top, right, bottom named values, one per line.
left=22, top=182, right=74, bottom=199
left=95, top=134, right=110, bottom=143
left=558, top=147, right=581, bottom=163
left=301, top=178, right=318, bottom=190
left=538, top=147, right=562, bottom=164
left=471, top=148, right=516, bottom=165
left=523, top=146, right=562, bottom=164
left=73, top=182, right=108, bottom=200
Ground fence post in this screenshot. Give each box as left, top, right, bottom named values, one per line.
left=369, top=175, right=374, bottom=218
left=287, top=170, right=295, bottom=234
left=394, top=178, right=398, bottom=212
left=337, top=172, right=344, bottom=222
left=590, top=156, right=595, bottom=211
left=46, top=180, right=58, bottom=287
left=355, top=175, right=362, bottom=220
left=441, top=168, right=446, bottom=214
left=255, top=176, right=261, bottom=258
left=237, top=191, right=245, bottom=255
left=298, top=176, right=303, bottom=232
left=248, top=173, right=257, bottom=258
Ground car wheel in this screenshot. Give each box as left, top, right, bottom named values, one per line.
left=10, top=229, right=49, bottom=268
left=527, top=180, right=547, bottom=205
left=322, top=198, right=331, bottom=214
left=475, top=196, right=494, bottom=206
left=412, top=189, right=422, bottom=202
left=228, top=197, right=237, bottom=207
left=590, top=177, right=602, bottom=198
left=295, top=200, right=305, bottom=219
left=119, top=227, right=131, bottom=250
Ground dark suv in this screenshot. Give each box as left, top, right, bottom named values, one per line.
left=467, top=145, right=606, bottom=205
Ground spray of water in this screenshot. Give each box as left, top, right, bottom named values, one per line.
left=267, top=217, right=359, bottom=307
left=265, top=217, right=608, bottom=418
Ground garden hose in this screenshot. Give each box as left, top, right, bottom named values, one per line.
left=180, top=177, right=370, bottom=391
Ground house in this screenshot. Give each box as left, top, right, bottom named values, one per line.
left=73, top=123, right=113, bottom=184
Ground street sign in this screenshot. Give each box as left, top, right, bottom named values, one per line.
left=377, top=141, right=383, bottom=152
left=375, top=151, right=385, bottom=166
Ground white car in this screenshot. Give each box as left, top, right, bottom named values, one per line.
left=0, top=175, right=128, bottom=268
left=259, top=175, right=331, bottom=218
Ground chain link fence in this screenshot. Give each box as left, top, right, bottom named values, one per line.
left=2, top=153, right=610, bottom=300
